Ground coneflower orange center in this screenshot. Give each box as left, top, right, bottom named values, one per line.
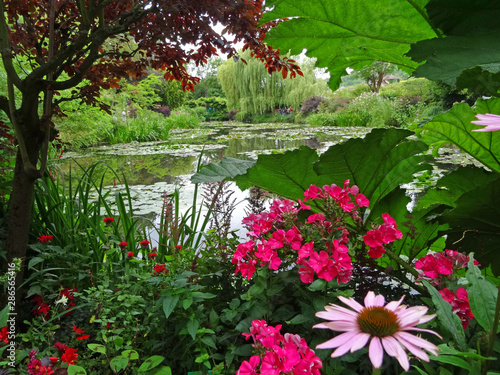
left=357, top=306, right=399, bottom=337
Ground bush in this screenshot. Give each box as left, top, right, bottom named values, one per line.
left=306, top=112, right=337, bottom=126
left=300, top=95, right=323, bottom=115
left=226, top=109, right=240, bottom=121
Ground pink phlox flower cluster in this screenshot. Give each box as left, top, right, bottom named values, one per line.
left=439, top=288, right=474, bottom=330
left=304, top=181, right=369, bottom=216
left=269, top=199, right=299, bottom=222
left=362, top=213, right=402, bottom=258
left=415, top=250, right=478, bottom=287
left=298, top=239, right=352, bottom=284
left=238, top=320, right=322, bottom=375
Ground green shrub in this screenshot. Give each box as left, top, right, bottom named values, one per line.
left=306, top=112, right=337, bottom=126
left=380, top=77, right=444, bottom=104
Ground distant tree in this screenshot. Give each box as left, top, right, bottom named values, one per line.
left=218, top=51, right=327, bottom=114
left=191, top=57, right=225, bottom=99
left=353, top=62, right=396, bottom=93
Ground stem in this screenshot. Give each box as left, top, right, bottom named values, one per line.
left=484, top=285, right=500, bottom=374
left=384, top=248, right=419, bottom=278
left=372, top=367, right=382, bottom=375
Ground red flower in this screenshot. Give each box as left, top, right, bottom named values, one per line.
left=103, top=217, right=114, bottom=225
left=140, top=239, right=150, bottom=248
left=153, top=264, right=169, bottom=275
left=127, top=251, right=134, bottom=259
left=148, top=252, right=158, bottom=258
left=39, top=366, right=54, bottom=375
left=76, top=334, right=91, bottom=341
left=33, top=297, right=50, bottom=316
left=0, top=326, right=8, bottom=343
left=27, top=358, right=42, bottom=375
left=49, top=357, right=59, bottom=364
left=119, top=241, right=128, bottom=249
left=61, top=347, right=78, bottom=365
left=38, top=234, right=53, bottom=243
left=72, top=325, right=85, bottom=334
left=53, top=342, right=68, bottom=352
left=174, top=244, right=182, bottom=250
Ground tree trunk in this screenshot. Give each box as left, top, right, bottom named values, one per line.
left=0, top=139, right=41, bottom=314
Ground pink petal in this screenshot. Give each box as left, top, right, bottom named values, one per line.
left=316, top=331, right=357, bottom=350
left=368, top=337, right=384, bottom=369
left=320, top=320, right=359, bottom=331
left=338, top=296, right=364, bottom=312
left=396, top=306, right=429, bottom=326
left=382, top=336, right=410, bottom=371
left=349, top=332, right=371, bottom=352
left=396, top=331, right=440, bottom=357
left=385, top=295, right=405, bottom=311
left=394, top=332, right=430, bottom=362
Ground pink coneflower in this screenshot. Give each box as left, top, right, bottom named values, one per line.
left=314, top=291, right=441, bottom=371
left=471, top=113, right=500, bottom=132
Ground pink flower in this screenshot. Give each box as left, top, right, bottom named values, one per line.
left=237, top=356, right=260, bottom=375
left=314, top=291, right=441, bottom=371
left=471, top=113, right=500, bottom=132
left=439, top=288, right=474, bottom=329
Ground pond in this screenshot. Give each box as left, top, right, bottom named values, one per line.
left=51, top=122, right=369, bottom=220
left=50, top=122, right=480, bottom=237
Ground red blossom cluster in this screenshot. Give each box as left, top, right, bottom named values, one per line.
left=0, top=326, right=8, bottom=343
left=140, top=239, right=150, bottom=248
left=233, top=181, right=388, bottom=284
left=153, top=263, right=169, bottom=275
left=439, top=288, right=474, bottom=330
left=27, top=344, right=79, bottom=375
left=72, top=325, right=90, bottom=341
left=103, top=216, right=115, bottom=226
left=414, top=250, right=478, bottom=330
left=38, top=234, right=53, bottom=243
left=362, top=213, right=403, bottom=258
left=119, top=241, right=128, bottom=249
left=32, top=296, right=50, bottom=317
left=237, top=319, right=322, bottom=375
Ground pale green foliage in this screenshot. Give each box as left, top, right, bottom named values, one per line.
left=217, top=50, right=328, bottom=114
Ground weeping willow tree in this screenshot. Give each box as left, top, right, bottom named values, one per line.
left=218, top=50, right=328, bottom=114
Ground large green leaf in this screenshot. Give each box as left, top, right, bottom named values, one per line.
left=420, top=99, right=500, bottom=174
left=415, top=166, right=498, bottom=210
left=315, top=128, right=431, bottom=216
left=409, top=32, right=500, bottom=95
left=466, top=256, right=499, bottom=334
left=261, top=0, right=437, bottom=90
left=441, top=176, right=500, bottom=275
left=234, top=146, right=319, bottom=200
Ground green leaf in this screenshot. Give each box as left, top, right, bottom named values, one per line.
left=415, top=166, right=497, bottom=210
left=429, top=354, right=471, bottom=371
left=187, top=318, right=200, bottom=340
left=441, top=176, right=500, bottom=275
left=191, top=157, right=256, bottom=184
left=182, top=298, right=193, bottom=310
left=68, top=365, right=88, bottom=375
left=0, top=306, right=8, bottom=327
left=121, top=350, right=139, bottom=360
left=138, top=355, right=165, bottom=372
left=110, top=356, right=129, bottom=372
left=261, top=0, right=436, bottom=90
left=201, top=336, right=217, bottom=349
left=87, top=343, right=106, bottom=354
left=420, top=99, right=500, bottom=174
left=466, top=256, right=499, bottom=333
left=154, top=366, right=172, bottom=375
left=235, top=146, right=319, bottom=199
left=315, top=128, right=431, bottom=216
left=423, top=281, right=466, bottom=351
left=28, top=257, right=44, bottom=269
left=162, top=295, right=179, bottom=319
left=409, top=32, right=500, bottom=95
